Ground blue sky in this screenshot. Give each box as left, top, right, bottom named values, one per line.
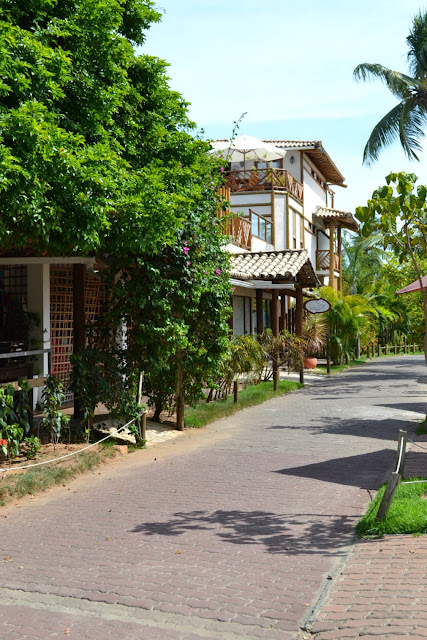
left=143, top=1, right=427, bottom=213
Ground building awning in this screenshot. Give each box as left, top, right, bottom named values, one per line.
left=230, top=249, right=319, bottom=287
left=313, top=207, right=359, bottom=232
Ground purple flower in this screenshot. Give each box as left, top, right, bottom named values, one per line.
left=215, top=268, right=221, bottom=275
left=183, top=246, right=190, bottom=255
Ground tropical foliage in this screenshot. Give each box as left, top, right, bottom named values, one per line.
left=319, top=287, right=377, bottom=365
left=356, top=171, right=427, bottom=362
left=354, top=10, right=427, bottom=164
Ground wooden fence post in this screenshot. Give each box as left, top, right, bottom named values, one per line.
left=299, top=367, right=304, bottom=384
left=395, top=345, right=398, bottom=355
left=233, top=380, right=238, bottom=403
left=376, top=472, right=401, bottom=521
left=395, top=430, right=407, bottom=476
left=377, top=343, right=380, bottom=357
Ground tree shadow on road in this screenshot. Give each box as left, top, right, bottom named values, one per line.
left=131, top=509, right=355, bottom=556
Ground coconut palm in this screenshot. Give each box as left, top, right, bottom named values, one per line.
left=354, top=10, right=427, bottom=164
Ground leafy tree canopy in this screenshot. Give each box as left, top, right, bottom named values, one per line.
left=0, top=0, right=217, bottom=256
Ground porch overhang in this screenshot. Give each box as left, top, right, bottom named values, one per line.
left=230, top=249, right=319, bottom=288
left=313, top=207, right=359, bottom=232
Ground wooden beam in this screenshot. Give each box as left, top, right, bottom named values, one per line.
left=256, top=289, right=263, bottom=336
left=73, top=263, right=86, bottom=420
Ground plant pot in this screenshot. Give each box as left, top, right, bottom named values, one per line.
left=303, top=356, right=317, bottom=370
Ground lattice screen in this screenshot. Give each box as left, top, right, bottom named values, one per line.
left=50, top=265, right=104, bottom=395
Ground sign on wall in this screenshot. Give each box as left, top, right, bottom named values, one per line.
left=304, top=298, right=331, bottom=314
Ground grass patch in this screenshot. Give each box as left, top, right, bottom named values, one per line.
left=185, top=379, right=302, bottom=428
left=356, top=478, right=427, bottom=538
left=416, top=419, right=427, bottom=436
left=0, top=445, right=117, bottom=507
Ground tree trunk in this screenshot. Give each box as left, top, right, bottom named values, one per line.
left=356, top=336, right=360, bottom=359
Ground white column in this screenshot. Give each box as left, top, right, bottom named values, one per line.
left=27, top=264, right=50, bottom=404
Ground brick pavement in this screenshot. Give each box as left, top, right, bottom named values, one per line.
left=310, top=432, right=427, bottom=640
left=0, top=356, right=425, bottom=639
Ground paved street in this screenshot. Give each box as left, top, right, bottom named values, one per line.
left=0, top=356, right=425, bottom=639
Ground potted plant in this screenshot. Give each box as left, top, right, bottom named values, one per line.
left=302, top=314, right=327, bottom=369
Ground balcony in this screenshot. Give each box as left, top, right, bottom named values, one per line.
left=219, top=214, right=252, bottom=250
left=225, top=168, right=303, bottom=202
left=316, top=250, right=340, bottom=272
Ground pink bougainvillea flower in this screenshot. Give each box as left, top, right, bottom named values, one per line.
left=220, top=167, right=224, bottom=173
left=215, top=268, right=221, bottom=275
left=232, top=286, right=235, bottom=291
left=203, top=382, right=208, bottom=387
left=183, top=246, right=190, bottom=255
left=187, top=261, right=191, bottom=266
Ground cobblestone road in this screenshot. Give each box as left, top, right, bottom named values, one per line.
left=0, top=356, right=425, bottom=639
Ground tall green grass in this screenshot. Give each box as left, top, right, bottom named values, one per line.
left=356, top=479, right=427, bottom=537
left=185, top=380, right=302, bottom=428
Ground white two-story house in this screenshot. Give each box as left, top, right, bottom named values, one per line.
left=215, top=138, right=358, bottom=337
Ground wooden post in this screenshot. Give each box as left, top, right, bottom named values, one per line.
left=404, top=343, right=407, bottom=354
left=233, top=380, right=238, bottom=403
left=299, top=367, right=304, bottom=384
left=139, top=412, right=147, bottom=444
left=395, top=345, right=398, bottom=355
left=395, top=430, right=407, bottom=476
left=295, top=285, right=303, bottom=337
left=413, top=343, right=416, bottom=353
left=73, top=263, right=86, bottom=420
left=377, top=343, right=380, bottom=357
left=366, top=345, right=370, bottom=359
left=376, top=472, right=400, bottom=521
left=271, top=291, right=279, bottom=337
left=329, top=219, right=335, bottom=291
left=337, top=225, right=342, bottom=293
left=176, top=358, right=184, bottom=431
left=272, top=290, right=279, bottom=390
left=280, top=294, right=286, bottom=332
left=256, top=289, right=263, bottom=336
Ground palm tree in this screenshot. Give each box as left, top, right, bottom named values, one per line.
left=354, top=10, right=427, bottom=164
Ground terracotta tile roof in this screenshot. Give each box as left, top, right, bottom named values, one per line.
left=263, top=140, right=320, bottom=149
left=230, top=249, right=319, bottom=287
left=314, top=207, right=359, bottom=232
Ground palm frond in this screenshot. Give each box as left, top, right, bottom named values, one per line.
left=363, top=103, right=405, bottom=165
left=399, top=98, right=427, bottom=158
left=407, top=10, right=427, bottom=78
left=354, top=63, right=420, bottom=100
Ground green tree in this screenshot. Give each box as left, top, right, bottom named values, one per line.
left=0, top=0, right=232, bottom=423
left=354, top=10, right=427, bottom=164
left=356, top=171, right=427, bottom=362
left=0, top=0, right=213, bottom=256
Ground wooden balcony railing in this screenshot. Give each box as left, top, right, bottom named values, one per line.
left=316, top=250, right=340, bottom=271
left=224, top=169, right=303, bottom=202
left=224, top=216, right=251, bottom=250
